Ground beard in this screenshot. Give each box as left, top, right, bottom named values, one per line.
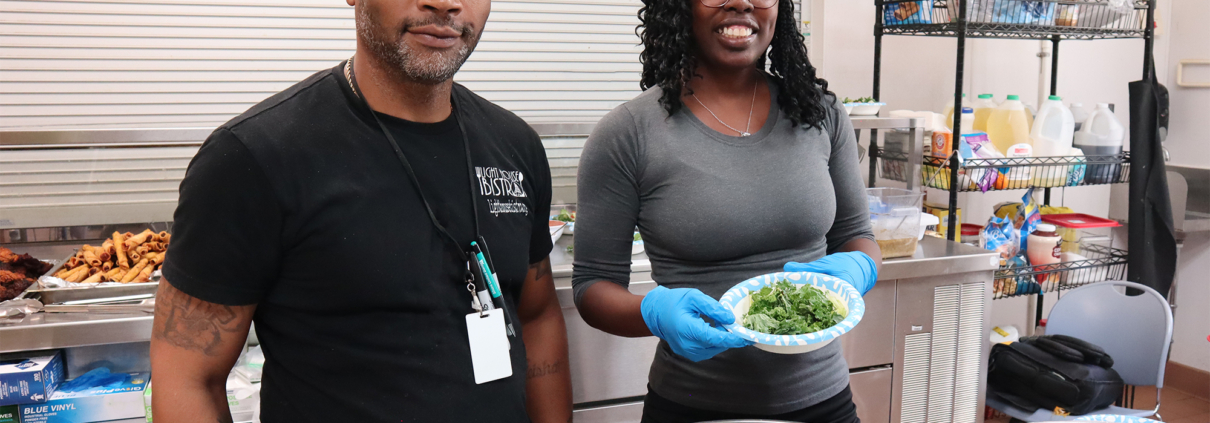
left=356, top=4, right=480, bottom=84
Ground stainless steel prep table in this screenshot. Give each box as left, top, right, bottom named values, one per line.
left=553, top=235, right=998, bottom=423
left=1, top=236, right=996, bottom=423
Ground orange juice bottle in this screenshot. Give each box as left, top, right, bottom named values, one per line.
left=986, top=95, right=1032, bottom=155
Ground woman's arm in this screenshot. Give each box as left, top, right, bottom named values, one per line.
left=837, top=237, right=883, bottom=272
left=571, top=106, right=645, bottom=334
left=577, top=281, right=650, bottom=337
left=571, top=106, right=748, bottom=360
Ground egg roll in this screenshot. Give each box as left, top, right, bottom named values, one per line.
left=159, top=231, right=171, bottom=244
left=129, top=250, right=142, bottom=263
left=124, top=229, right=154, bottom=250
left=134, top=264, right=154, bottom=283
left=102, top=262, right=113, bottom=272
left=55, top=263, right=74, bottom=278
left=65, top=266, right=90, bottom=283
left=122, top=258, right=150, bottom=283
left=113, top=231, right=130, bottom=270
left=99, top=242, right=115, bottom=259
left=82, top=271, right=106, bottom=283
left=81, top=247, right=102, bottom=268
left=105, top=268, right=124, bottom=279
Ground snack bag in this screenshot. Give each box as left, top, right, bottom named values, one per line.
left=981, top=216, right=1019, bottom=267
left=958, top=133, right=1003, bottom=192
left=1017, top=188, right=1041, bottom=251
left=994, top=202, right=1024, bottom=222
left=884, top=0, right=934, bottom=25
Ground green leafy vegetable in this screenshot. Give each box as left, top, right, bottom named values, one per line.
left=742, top=280, right=844, bottom=335
left=554, top=209, right=575, bottom=222
left=633, top=232, right=642, bottom=242
left=842, top=96, right=877, bottom=104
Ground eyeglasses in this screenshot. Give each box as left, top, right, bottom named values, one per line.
left=700, top=0, right=779, bottom=10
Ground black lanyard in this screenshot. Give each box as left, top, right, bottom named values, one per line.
left=346, top=58, right=515, bottom=334
left=344, top=57, right=482, bottom=267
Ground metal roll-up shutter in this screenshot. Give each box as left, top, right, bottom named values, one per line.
left=0, top=0, right=647, bottom=129
left=1, top=0, right=802, bottom=130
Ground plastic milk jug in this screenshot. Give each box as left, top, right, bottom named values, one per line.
left=943, top=93, right=968, bottom=130
left=1031, top=96, right=1075, bottom=156
left=1069, top=102, right=1091, bottom=132
left=972, top=94, right=997, bottom=132
left=987, top=95, right=1032, bottom=155
left=1072, top=103, right=1124, bottom=184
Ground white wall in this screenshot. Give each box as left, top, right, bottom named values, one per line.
left=818, top=0, right=1210, bottom=372
left=1161, top=0, right=1210, bottom=373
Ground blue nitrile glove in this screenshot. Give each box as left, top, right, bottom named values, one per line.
left=640, top=286, right=753, bottom=362
left=784, top=251, right=879, bottom=296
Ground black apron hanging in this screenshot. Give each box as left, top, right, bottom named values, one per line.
left=1126, top=59, right=1176, bottom=298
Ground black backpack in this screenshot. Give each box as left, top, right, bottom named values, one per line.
left=988, top=334, right=1125, bottom=416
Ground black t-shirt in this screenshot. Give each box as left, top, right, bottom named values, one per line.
left=163, top=62, right=553, bottom=423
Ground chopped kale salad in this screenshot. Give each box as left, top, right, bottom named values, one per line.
left=742, top=280, right=845, bottom=335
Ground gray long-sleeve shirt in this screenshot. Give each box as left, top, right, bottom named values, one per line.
left=571, top=82, right=874, bottom=414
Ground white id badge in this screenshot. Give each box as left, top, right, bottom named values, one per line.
left=466, top=309, right=513, bottom=384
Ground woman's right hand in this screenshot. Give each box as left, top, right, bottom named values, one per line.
left=640, top=286, right=753, bottom=362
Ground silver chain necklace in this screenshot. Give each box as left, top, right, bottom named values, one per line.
left=691, top=79, right=759, bottom=137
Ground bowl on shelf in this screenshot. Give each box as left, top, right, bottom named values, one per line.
left=550, top=217, right=575, bottom=235
left=1073, top=416, right=1162, bottom=423
left=718, top=271, right=865, bottom=355
left=845, top=102, right=885, bottom=116
left=549, top=221, right=567, bottom=245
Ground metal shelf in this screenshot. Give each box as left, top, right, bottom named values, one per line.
left=993, top=244, right=1128, bottom=299
left=879, top=0, right=1150, bottom=40
left=0, top=311, right=152, bottom=353
left=876, top=148, right=1131, bottom=192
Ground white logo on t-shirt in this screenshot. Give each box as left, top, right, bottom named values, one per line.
left=476, top=166, right=529, bottom=216
left=475, top=166, right=528, bottom=198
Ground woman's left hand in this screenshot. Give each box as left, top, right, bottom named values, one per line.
left=784, top=252, right=879, bottom=296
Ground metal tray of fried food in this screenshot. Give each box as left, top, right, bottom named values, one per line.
left=22, top=253, right=160, bottom=305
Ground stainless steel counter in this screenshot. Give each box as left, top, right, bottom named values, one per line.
left=3, top=235, right=998, bottom=423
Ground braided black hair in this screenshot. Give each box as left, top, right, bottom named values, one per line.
left=636, top=0, right=834, bottom=129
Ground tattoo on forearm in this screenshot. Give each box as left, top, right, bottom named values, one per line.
left=527, top=359, right=563, bottom=379
left=153, top=281, right=248, bottom=356
left=531, top=259, right=552, bottom=281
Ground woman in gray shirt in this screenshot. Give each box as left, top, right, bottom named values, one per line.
left=571, top=0, right=882, bottom=421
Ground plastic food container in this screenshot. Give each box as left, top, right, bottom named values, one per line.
left=1041, top=213, right=1120, bottom=254
left=868, top=188, right=924, bottom=258
left=960, top=223, right=983, bottom=247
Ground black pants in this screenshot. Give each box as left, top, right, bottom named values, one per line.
left=640, top=385, right=860, bottom=423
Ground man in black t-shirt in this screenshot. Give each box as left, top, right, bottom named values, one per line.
left=148, top=0, right=571, bottom=421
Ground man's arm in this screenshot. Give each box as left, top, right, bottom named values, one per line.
left=150, top=279, right=256, bottom=423
left=517, top=257, right=572, bottom=423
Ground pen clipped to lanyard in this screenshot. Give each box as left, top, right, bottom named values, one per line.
left=471, top=240, right=515, bottom=337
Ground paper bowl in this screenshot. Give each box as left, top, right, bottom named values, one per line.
left=1074, top=416, right=1162, bottom=423
left=548, top=221, right=566, bottom=245
left=719, top=272, right=865, bottom=354
left=550, top=215, right=574, bottom=235
left=845, top=102, right=885, bottom=116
